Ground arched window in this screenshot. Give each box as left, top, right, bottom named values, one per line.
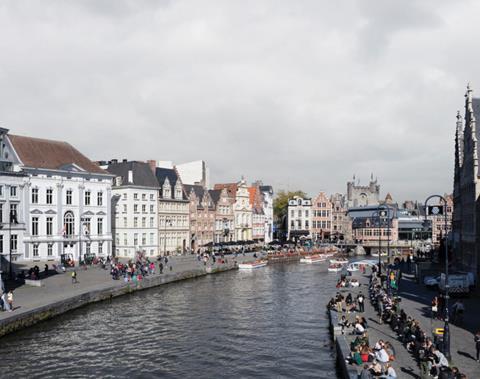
left=64, top=211, right=75, bottom=237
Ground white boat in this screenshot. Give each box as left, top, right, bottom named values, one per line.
left=300, top=255, right=326, bottom=264
left=330, top=258, right=348, bottom=265
left=327, top=263, right=343, bottom=272
left=238, top=260, right=268, bottom=270
left=347, top=260, right=378, bottom=272
left=371, top=252, right=388, bottom=258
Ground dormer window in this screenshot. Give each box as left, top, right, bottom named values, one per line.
left=163, top=185, right=171, bottom=199
left=174, top=183, right=182, bottom=200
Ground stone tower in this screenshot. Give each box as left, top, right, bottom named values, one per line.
left=346, top=174, right=380, bottom=208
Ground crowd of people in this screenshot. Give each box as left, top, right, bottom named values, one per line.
left=328, top=286, right=398, bottom=378
left=109, top=254, right=173, bottom=281
left=327, top=260, right=472, bottom=378
left=368, top=268, right=468, bottom=378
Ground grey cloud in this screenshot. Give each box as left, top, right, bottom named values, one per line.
left=0, top=0, right=477, bottom=202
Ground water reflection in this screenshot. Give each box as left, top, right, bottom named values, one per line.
left=0, top=263, right=338, bottom=378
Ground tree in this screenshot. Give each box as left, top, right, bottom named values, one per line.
left=273, top=190, right=307, bottom=221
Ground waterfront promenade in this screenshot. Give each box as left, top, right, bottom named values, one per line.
left=0, top=253, right=257, bottom=336
left=337, top=268, right=480, bottom=378
left=336, top=271, right=420, bottom=378
left=397, top=272, right=480, bottom=378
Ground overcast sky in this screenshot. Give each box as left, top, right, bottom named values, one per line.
left=0, top=0, right=478, bottom=201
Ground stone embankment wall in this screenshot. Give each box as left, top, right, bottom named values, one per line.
left=328, top=309, right=358, bottom=379
left=0, top=263, right=236, bottom=339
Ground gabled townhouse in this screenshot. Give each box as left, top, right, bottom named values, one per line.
left=312, top=191, right=333, bottom=241
left=184, top=184, right=215, bottom=252
left=209, top=188, right=235, bottom=244
left=248, top=184, right=266, bottom=242
left=214, top=178, right=252, bottom=241
left=155, top=166, right=190, bottom=255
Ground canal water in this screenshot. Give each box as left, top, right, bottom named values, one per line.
left=0, top=263, right=338, bottom=378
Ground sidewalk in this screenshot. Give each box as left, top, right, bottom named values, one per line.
left=338, top=272, right=420, bottom=378
left=398, top=273, right=480, bottom=378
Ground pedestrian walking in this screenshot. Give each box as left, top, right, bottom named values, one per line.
left=7, top=290, right=14, bottom=311
left=159, top=262, right=164, bottom=274
left=431, top=296, right=438, bottom=320
left=357, top=292, right=365, bottom=313
left=452, top=300, right=465, bottom=324
left=71, top=270, right=78, bottom=284
left=1, top=291, right=9, bottom=312
left=475, top=331, right=480, bottom=362
left=437, top=293, right=445, bottom=320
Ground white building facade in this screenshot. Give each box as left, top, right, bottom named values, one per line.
left=0, top=129, right=113, bottom=264
left=175, top=160, right=210, bottom=188
left=156, top=167, right=190, bottom=255
left=287, top=196, right=312, bottom=240
left=234, top=179, right=253, bottom=241
left=105, top=160, right=159, bottom=258
left=0, top=171, right=27, bottom=271
left=259, top=185, right=274, bottom=243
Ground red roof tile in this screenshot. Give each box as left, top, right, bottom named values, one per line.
left=8, top=134, right=106, bottom=174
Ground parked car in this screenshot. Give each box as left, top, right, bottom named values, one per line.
left=439, top=273, right=470, bottom=296
left=424, top=275, right=440, bottom=288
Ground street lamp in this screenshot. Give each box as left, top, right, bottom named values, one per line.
left=424, top=195, right=450, bottom=361
left=373, top=205, right=391, bottom=276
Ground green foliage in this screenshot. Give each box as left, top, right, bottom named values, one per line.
left=273, top=190, right=307, bottom=221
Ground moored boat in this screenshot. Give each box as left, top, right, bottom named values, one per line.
left=327, top=263, right=343, bottom=272
left=330, top=257, right=348, bottom=265
left=300, top=255, right=326, bottom=264
left=238, top=260, right=268, bottom=269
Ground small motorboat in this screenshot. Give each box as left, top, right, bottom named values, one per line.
left=238, top=260, right=268, bottom=270
left=330, top=257, right=348, bottom=265
left=371, top=252, right=388, bottom=258
left=300, top=255, right=326, bottom=264
left=347, top=260, right=378, bottom=272
left=327, top=263, right=343, bottom=272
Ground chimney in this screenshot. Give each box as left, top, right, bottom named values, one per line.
left=123, top=159, right=128, bottom=163
left=147, top=159, right=157, bottom=173
left=111, top=159, right=118, bottom=164
left=128, top=170, right=133, bottom=183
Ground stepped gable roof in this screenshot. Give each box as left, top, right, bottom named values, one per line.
left=8, top=134, right=106, bottom=174
left=248, top=187, right=257, bottom=205
left=214, top=183, right=238, bottom=198
left=107, top=161, right=158, bottom=187
left=209, top=189, right=222, bottom=205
